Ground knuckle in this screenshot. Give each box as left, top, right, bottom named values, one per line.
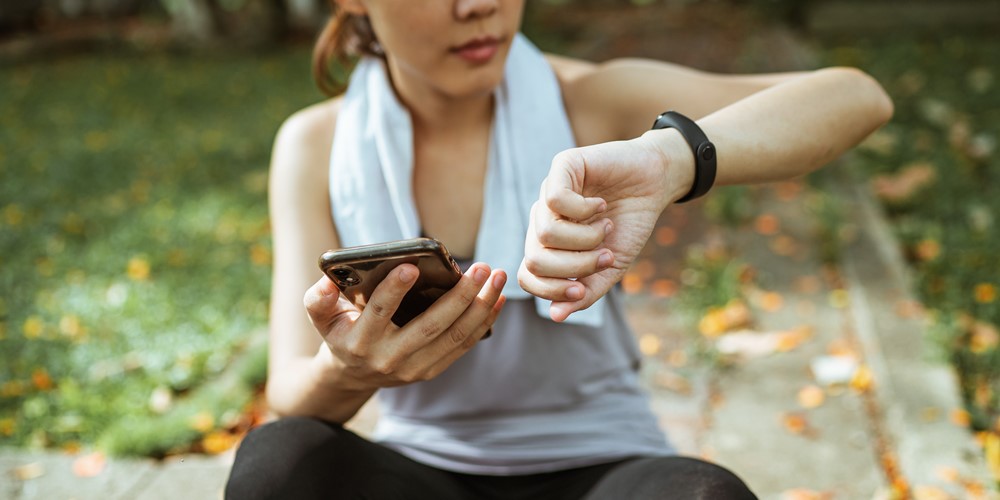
left=367, top=300, right=391, bottom=319
left=371, top=358, right=397, bottom=376
left=343, top=338, right=368, bottom=359
left=522, top=255, right=542, bottom=275
left=418, top=320, right=441, bottom=339
left=536, top=221, right=557, bottom=247
left=462, top=331, right=481, bottom=349
left=449, top=324, right=470, bottom=345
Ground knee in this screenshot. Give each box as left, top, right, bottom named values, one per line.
left=662, top=457, right=756, bottom=500
left=225, top=417, right=347, bottom=500
left=597, top=456, right=757, bottom=500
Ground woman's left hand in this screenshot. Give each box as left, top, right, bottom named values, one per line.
left=518, top=132, right=692, bottom=322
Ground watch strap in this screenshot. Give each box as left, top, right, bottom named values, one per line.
left=650, top=110, right=717, bottom=203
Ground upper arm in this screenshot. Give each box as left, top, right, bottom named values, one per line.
left=267, top=99, right=342, bottom=377
left=555, top=56, right=810, bottom=144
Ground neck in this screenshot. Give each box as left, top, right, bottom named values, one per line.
left=386, top=65, right=495, bottom=138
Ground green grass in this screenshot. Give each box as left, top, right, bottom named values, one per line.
left=0, top=46, right=321, bottom=452
left=825, top=34, right=1000, bottom=431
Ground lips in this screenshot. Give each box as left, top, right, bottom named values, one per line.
left=451, top=36, right=501, bottom=64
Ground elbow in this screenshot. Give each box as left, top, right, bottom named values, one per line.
left=824, top=66, right=895, bottom=128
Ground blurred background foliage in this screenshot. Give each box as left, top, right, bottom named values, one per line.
left=1, top=0, right=998, bottom=461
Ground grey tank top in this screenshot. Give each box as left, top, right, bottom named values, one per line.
left=372, top=262, right=673, bottom=475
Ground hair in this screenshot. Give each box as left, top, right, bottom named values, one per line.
left=312, top=6, right=382, bottom=97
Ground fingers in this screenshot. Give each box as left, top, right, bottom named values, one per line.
left=412, top=269, right=507, bottom=368
left=544, top=152, right=607, bottom=221
left=394, top=263, right=493, bottom=352
left=355, top=264, right=419, bottom=335
left=516, top=260, right=586, bottom=302
left=522, top=243, right=614, bottom=280
left=532, top=200, right=611, bottom=252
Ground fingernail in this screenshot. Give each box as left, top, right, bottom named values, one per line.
left=474, top=267, right=489, bottom=284
left=493, top=273, right=506, bottom=290
left=398, top=267, right=415, bottom=283
left=566, top=285, right=583, bottom=300
left=597, top=252, right=614, bottom=269
left=597, top=199, right=607, bottom=212
left=604, top=221, right=613, bottom=235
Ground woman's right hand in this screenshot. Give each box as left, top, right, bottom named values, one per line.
left=304, top=263, right=506, bottom=391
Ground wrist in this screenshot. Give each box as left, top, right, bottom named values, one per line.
left=640, top=128, right=696, bottom=205
left=310, top=344, right=377, bottom=394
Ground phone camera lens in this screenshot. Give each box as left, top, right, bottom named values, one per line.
left=332, top=268, right=351, bottom=278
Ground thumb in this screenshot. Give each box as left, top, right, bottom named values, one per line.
left=304, top=276, right=358, bottom=332
left=545, top=149, right=606, bottom=221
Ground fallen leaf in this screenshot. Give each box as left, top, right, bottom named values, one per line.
left=667, top=349, right=687, bottom=368
left=189, top=411, right=215, bottom=433
left=828, top=289, right=850, bottom=309
left=950, top=409, right=971, bottom=428
left=621, top=273, right=643, bottom=294
left=794, top=275, right=821, bottom=294
left=974, top=283, right=996, bottom=304
left=12, top=462, right=45, bottom=481
left=871, top=162, right=937, bottom=203
left=770, top=235, right=798, bottom=256
left=935, top=465, right=960, bottom=483
left=72, top=452, right=106, bottom=478
left=639, top=334, right=661, bottom=356
left=655, top=226, right=677, bottom=246
left=850, top=365, right=875, bottom=393
left=780, top=489, right=832, bottom=500
left=650, top=279, right=677, bottom=298
left=797, top=385, right=826, bottom=409
left=201, top=431, right=240, bottom=455
left=775, top=326, right=813, bottom=352
left=652, top=371, right=691, bottom=395
left=754, top=214, right=781, bottom=235
left=780, top=412, right=814, bottom=437
left=912, top=485, right=951, bottom=500
left=759, top=291, right=784, bottom=312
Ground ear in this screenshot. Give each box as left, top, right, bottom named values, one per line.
left=335, top=0, right=367, bottom=15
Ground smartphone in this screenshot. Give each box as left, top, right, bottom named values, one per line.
left=318, top=238, right=464, bottom=328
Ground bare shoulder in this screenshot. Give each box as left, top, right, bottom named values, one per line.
left=275, top=98, right=342, bottom=163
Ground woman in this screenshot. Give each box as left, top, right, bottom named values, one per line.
left=226, top=0, right=893, bottom=498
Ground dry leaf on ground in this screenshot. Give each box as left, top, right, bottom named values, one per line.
left=72, top=452, right=107, bottom=478
left=797, top=385, right=826, bottom=409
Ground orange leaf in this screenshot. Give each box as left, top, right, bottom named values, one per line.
left=797, top=385, right=826, bottom=409
left=654, top=226, right=677, bottom=247
left=754, top=214, right=780, bottom=235
left=638, top=334, right=661, bottom=356
left=950, top=409, right=971, bottom=428
left=72, top=452, right=106, bottom=478
left=850, top=365, right=874, bottom=393
left=31, top=369, right=53, bottom=391
left=201, top=431, right=240, bottom=455
left=781, top=412, right=810, bottom=435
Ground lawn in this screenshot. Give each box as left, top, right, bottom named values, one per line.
left=0, top=46, right=320, bottom=454
left=826, top=34, right=1000, bottom=434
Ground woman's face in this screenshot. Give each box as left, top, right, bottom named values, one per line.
left=349, top=0, right=525, bottom=101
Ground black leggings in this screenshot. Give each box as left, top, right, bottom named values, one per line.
left=225, top=417, right=757, bottom=500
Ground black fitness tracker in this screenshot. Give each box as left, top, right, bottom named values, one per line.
left=650, top=110, right=717, bottom=203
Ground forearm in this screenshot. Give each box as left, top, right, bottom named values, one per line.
left=266, top=346, right=376, bottom=424
left=647, top=67, right=893, bottom=201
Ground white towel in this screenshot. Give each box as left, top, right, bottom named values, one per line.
left=329, top=33, right=604, bottom=327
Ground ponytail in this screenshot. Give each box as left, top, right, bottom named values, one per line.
left=312, top=6, right=381, bottom=97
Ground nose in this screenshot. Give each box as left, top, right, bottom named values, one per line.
left=454, top=0, right=498, bottom=20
